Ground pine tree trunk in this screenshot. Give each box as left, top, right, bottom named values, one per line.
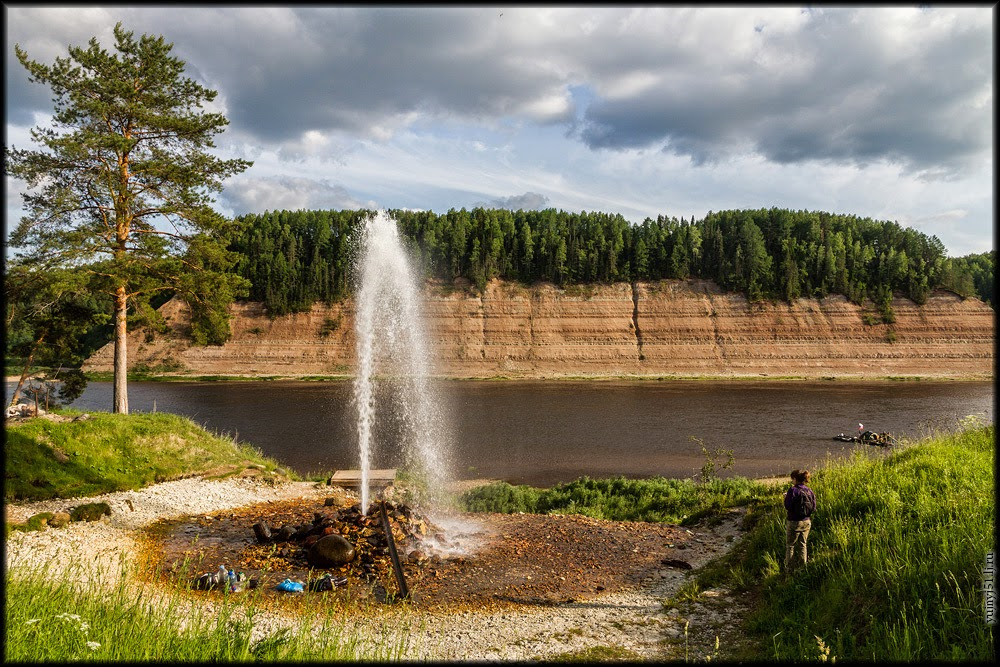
left=113, top=285, right=129, bottom=414
left=8, top=330, right=45, bottom=408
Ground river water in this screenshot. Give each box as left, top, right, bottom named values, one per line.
left=15, top=379, right=992, bottom=487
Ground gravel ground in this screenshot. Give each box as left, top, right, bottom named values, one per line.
left=5, top=476, right=751, bottom=661
left=5, top=477, right=330, bottom=586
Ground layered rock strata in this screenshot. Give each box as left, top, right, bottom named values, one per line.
left=82, top=279, right=994, bottom=379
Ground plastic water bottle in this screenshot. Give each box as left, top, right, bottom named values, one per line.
left=217, top=565, right=228, bottom=588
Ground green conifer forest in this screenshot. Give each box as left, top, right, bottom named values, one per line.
left=228, top=207, right=993, bottom=317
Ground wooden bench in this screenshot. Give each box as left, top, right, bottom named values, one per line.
left=328, top=469, right=397, bottom=488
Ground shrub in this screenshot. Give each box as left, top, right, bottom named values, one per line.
left=69, top=502, right=111, bottom=522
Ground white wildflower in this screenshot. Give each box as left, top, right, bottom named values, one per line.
left=86, top=641, right=100, bottom=651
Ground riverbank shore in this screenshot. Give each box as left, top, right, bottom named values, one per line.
left=62, top=371, right=994, bottom=384
left=6, top=422, right=992, bottom=662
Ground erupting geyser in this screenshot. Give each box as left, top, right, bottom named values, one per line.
left=352, top=210, right=451, bottom=514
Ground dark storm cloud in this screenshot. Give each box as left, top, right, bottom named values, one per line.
left=163, top=7, right=576, bottom=143
left=5, top=65, right=52, bottom=127
left=577, top=8, right=992, bottom=175
left=6, top=7, right=991, bottom=178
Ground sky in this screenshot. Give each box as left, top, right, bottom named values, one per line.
left=4, top=5, right=995, bottom=257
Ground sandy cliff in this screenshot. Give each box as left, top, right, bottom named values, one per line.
left=82, top=279, right=994, bottom=379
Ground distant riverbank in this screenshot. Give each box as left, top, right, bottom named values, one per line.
left=64, top=370, right=995, bottom=384
left=80, top=285, right=994, bottom=381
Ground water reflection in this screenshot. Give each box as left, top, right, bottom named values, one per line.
left=33, top=379, right=995, bottom=487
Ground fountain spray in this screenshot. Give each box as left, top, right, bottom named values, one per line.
left=352, top=210, right=449, bottom=514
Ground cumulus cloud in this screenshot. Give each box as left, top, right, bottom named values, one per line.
left=7, top=6, right=990, bottom=178
left=218, top=176, right=366, bottom=215
left=4, top=6, right=992, bottom=255
left=575, top=7, right=992, bottom=176
left=479, top=192, right=551, bottom=211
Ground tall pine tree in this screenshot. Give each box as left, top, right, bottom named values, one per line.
left=7, top=23, right=252, bottom=413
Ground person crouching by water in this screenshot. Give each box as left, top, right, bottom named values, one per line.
left=784, top=469, right=816, bottom=573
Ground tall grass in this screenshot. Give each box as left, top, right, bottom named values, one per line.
left=5, top=411, right=289, bottom=502
left=461, top=475, right=771, bottom=525
left=699, top=423, right=995, bottom=662
left=4, top=559, right=409, bottom=662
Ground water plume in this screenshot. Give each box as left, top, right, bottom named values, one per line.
left=352, top=210, right=451, bottom=514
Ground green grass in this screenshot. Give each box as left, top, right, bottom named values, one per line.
left=4, top=410, right=290, bottom=502
left=460, top=475, right=771, bottom=525
left=691, top=422, right=995, bottom=662
left=4, top=559, right=408, bottom=662
left=543, top=644, right=646, bottom=662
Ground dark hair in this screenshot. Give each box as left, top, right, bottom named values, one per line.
left=790, top=469, right=811, bottom=485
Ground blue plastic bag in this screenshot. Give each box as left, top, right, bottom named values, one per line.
left=275, top=578, right=304, bottom=593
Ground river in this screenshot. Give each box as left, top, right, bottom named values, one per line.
left=12, top=378, right=992, bottom=487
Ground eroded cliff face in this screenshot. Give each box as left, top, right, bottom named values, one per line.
left=82, top=279, right=994, bottom=379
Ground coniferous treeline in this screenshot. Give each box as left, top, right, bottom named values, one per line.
left=229, top=207, right=993, bottom=316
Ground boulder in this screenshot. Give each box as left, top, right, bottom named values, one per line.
left=308, top=534, right=356, bottom=567
left=252, top=522, right=272, bottom=544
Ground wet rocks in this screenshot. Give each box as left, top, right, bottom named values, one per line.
left=243, top=500, right=442, bottom=586
left=308, top=534, right=356, bottom=567
left=252, top=522, right=272, bottom=543
left=661, top=558, right=693, bottom=570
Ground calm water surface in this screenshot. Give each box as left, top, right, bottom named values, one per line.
left=31, top=379, right=993, bottom=486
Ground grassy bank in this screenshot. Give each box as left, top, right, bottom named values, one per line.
left=4, top=411, right=290, bottom=502
left=460, top=424, right=994, bottom=662
left=4, top=560, right=408, bottom=662
left=460, top=475, right=775, bottom=525
left=690, top=422, right=995, bottom=662
left=6, top=408, right=993, bottom=661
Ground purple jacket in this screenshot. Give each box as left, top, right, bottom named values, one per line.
left=784, top=484, right=816, bottom=521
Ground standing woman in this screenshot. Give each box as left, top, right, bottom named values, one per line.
left=784, top=469, right=816, bottom=573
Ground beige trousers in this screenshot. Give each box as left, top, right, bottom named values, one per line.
left=785, top=518, right=811, bottom=571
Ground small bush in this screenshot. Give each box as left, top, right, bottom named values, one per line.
left=69, top=502, right=111, bottom=522
left=10, top=512, right=57, bottom=533
left=461, top=475, right=771, bottom=524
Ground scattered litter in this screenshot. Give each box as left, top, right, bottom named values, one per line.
left=275, top=578, right=305, bottom=593
left=308, top=574, right=332, bottom=592
left=308, top=574, right=349, bottom=592
left=193, top=565, right=247, bottom=592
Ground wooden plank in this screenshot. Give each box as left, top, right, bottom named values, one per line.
left=329, top=469, right=397, bottom=486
